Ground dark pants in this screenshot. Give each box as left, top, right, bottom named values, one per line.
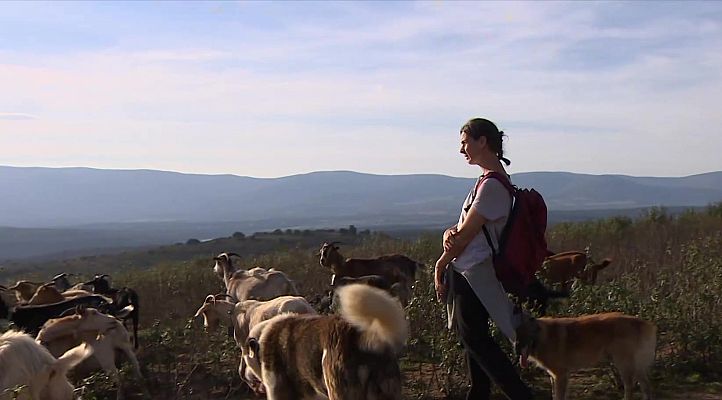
left=451, top=270, right=533, bottom=400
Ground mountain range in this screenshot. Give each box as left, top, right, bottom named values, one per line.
left=1, top=166, right=720, bottom=260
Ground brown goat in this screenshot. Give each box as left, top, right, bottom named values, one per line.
left=579, top=259, right=612, bottom=285
left=319, top=242, right=421, bottom=304
left=8, top=280, right=45, bottom=302
left=539, top=251, right=612, bottom=291
left=28, top=283, right=66, bottom=305
left=28, top=284, right=96, bottom=306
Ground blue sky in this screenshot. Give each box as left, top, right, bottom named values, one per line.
left=1, top=1, right=721, bottom=178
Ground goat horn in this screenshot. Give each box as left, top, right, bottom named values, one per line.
left=59, top=308, right=77, bottom=318
left=213, top=294, right=235, bottom=301
left=227, top=253, right=241, bottom=258
left=52, top=273, right=68, bottom=280
left=0, top=285, right=6, bottom=291
left=204, top=295, right=215, bottom=304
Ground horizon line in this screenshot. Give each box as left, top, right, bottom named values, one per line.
left=0, top=164, right=720, bottom=180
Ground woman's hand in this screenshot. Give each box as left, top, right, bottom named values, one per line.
left=434, top=260, right=448, bottom=302
left=443, top=227, right=457, bottom=252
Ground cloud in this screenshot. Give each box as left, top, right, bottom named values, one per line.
left=0, top=3, right=721, bottom=178
left=0, top=113, right=38, bottom=120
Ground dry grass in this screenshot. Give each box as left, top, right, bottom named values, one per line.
left=3, top=206, right=721, bottom=399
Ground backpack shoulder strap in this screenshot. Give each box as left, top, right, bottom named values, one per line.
left=480, top=171, right=515, bottom=195
left=479, top=171, right=514, bottom=258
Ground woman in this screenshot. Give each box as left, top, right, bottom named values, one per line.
left=435, top=118, right=533, bottom=400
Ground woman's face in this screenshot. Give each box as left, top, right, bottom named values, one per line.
left=460, top=131, right=486, bottom=165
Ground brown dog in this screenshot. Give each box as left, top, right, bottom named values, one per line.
left=515, top=312, right=656, bottom=400
left=245, top=283, right=408, bottom=400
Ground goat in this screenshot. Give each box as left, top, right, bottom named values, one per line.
left=579, top=258, right=613, bottom=285
left=50, top=274, right=72, bottom=293
left=36, top=307, right=145, bottom=400
left=7, top=280, right=45, bottom=302
left=0, top=330, right=93, bottom=400
left=83, top=274, right=140, bottom=349
left=319, top=242, right=421, bottom=305
left=194, top=294, right=316, bottom=394
left=232, top=295, right=316, bottom=349
left=49, top=273, right=93, bottom=293
left=194, top=294, right=235, bottom=333
left=27, top=283, right=65, bottom=305
left=212, top=253, right=299, bottom=302
left=539, top=251, right=612, bottom=292
left=5, top=294, right=111, bottom=335
left=25, top=282, right=96, bottom=306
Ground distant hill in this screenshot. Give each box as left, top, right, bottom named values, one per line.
left=2, top=166, right=721, bottom=228
left=0, top=166, right=720, bottom=261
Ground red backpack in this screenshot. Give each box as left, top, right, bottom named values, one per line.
left=474, top=172, right=553, bottom=296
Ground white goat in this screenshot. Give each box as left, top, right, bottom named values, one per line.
left=35, top=307, right=145, bottom=400
left=0, top=330, right=93, bottom=400
left=194, top=294, right=316, bottom=394
left=212, top=253, right=299, bottom=301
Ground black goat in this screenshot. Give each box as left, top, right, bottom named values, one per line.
left=85, top=274, right=140, bottom=349
left=3, top=294, right=110, bottom=335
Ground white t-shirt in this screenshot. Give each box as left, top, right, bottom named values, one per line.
left=452, top=175, right=512, bottom=272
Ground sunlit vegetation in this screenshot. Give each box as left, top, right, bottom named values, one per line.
left=2, top=209, right=721, bottom=398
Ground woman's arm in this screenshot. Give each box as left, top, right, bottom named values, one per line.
left=440, top=206, right=489, bottom=261
left=435, top=207, right=489, bottom=300
left=442, top=224, right=458, bottom=251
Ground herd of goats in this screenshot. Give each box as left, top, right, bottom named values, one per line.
left=0, top=242, right=619, bottom=400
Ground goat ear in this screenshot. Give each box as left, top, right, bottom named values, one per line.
left=247, top=338, right=260, bottom=358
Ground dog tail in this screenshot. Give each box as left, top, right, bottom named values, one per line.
left=336, top=283, right=408, bottom=354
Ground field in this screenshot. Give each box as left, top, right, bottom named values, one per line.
left=2, top=207, right=722, bottom=399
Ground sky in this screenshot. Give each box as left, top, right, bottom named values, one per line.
left=1, top=1, right=721, bottom=179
